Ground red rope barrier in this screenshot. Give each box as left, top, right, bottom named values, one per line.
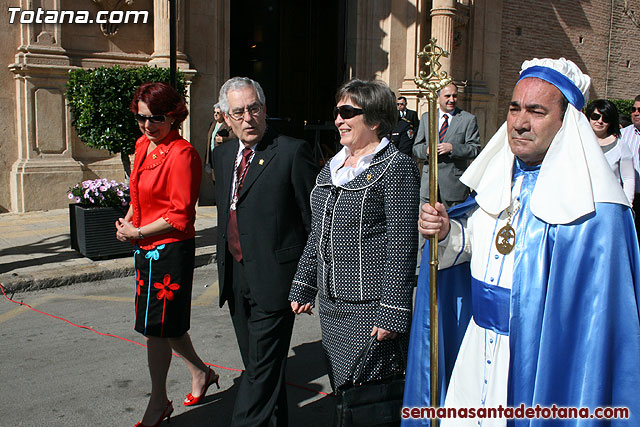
left=0, top=283, right=331, bottom=397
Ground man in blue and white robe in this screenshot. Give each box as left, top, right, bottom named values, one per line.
left=403, top=58, right=640, bottom=426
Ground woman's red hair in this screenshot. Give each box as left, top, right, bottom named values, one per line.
left=130, top=82, right=188, bottom=130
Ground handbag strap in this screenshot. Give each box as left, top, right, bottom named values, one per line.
left=349, top=335, right=406, bottom=386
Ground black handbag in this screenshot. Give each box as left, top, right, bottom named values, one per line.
left=333, top=336, right=406, bottom=427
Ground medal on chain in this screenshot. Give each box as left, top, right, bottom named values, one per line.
left=495, top=202, right=519, bottom=255
left=230, top=150, right=254, bottom=212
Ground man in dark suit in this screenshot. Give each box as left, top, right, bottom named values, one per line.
left=390, top=116, right=415, bottom=156
left=413, top=83, right=481, bottom=209
left=213, top=77, right=317, bottom=427
left=397, top=96, right=420, bottom=129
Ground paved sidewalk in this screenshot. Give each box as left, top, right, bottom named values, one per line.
left=0, top=205, right=218, bottom=292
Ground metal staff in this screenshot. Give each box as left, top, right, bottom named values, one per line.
left=414, top=38, right=452, bottom=427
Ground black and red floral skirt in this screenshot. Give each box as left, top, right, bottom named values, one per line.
left=133, top=239, right=195, bottom=337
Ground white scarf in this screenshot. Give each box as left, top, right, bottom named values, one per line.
left=461, top=105, right=629, bottom=225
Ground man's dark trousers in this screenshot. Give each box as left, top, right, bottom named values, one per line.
left=228, top=257, right=295, bottom=427
left=214, top=129, right=317, bottom=427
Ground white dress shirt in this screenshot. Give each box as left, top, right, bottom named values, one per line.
left=620, top=124, right=640, bottom=193
left=602, top=138, right=635, bottom=204
left=330, top=138, right=389, bottom=186
left=438, top=109, right=452, bottom=133
left=229, top=140, right=257, bottom=202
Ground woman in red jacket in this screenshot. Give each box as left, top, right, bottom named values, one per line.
left=115, top=82, right=218, bottom=427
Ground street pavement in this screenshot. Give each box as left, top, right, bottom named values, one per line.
left=0, top=205, right=334, bottom=426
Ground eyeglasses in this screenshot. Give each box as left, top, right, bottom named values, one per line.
left=136, top=114, right=167, bottom=124
left=589, top=112, right=609, bottom=123
left=228, top=103, right=263, bottom=121
left=333, top=105, right=365, bottom=120
left=631, top=107, right=640, bottom=113
left=396, top=102, right=406, bottom=106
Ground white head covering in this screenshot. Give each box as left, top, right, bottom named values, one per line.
left=460, top=57, right=629, bottom=225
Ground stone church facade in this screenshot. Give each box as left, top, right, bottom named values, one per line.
left=1, top=0, right=638, bottom=212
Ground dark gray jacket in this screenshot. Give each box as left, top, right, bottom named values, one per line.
left=289, top=143, right=419, bottom=333
left=413, top=107, right=481, bottom=203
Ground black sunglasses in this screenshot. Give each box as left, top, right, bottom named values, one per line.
left=333, top=105, right=365, bottom=120
left=136, top=113, right=167, bottom=124
left=589, top=112, right=609, bottom=123
left=632, top=107, right=640, bottom=113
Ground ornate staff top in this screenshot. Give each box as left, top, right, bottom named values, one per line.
left=414, top=38, right=453, bottom=100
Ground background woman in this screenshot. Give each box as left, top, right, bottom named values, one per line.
left=586, top=99, right=635, bottom=204
left=289, top=79, right=419, bottom=391
left=115, top=82, right=218, bottom=427
left=203, top=102, right=235, bottom=183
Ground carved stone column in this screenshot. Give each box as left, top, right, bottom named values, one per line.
left=149, top=0, right=197, bottom=141
left=8, top=0, right=82, bottom=212
left=414, top=0, right=457, bottom=116
left=466, top=0, right=503, bottom=142
left=397, top=0, right=423, bottom=113
left=150, top=0, right=188, bottom=65
left=8, top=0, right=155, bottom=212
left=430, top=0, right=456, bottom=76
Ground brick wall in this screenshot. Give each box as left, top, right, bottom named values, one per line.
left=608, top=1, right=640, bottom=100
left=497, top=0, right=640, bottom=122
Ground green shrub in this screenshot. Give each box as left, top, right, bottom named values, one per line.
left=66, top=65, right=187, bottom=161
left=609, top=99, right=634, bottom=118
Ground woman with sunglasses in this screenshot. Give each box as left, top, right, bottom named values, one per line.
left=115, top=82, right=218, bottom=427
left=289, top=79, right=419, bottom=393
left=586, top=99, right=635, bottom=204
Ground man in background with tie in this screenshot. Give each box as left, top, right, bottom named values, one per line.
left=413, top=82, right=481, bottom=209
left=213, top=77, right=317, bottom=427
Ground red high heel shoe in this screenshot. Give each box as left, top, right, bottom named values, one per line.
left=135, top=400, right=173, bottom=427
left=184, top=367, right=220, bottom=406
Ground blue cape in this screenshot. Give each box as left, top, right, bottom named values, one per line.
left=402, top=199, right=640, bottom=425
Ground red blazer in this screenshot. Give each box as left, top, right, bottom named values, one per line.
left=129, top=130, right=202, bottom=249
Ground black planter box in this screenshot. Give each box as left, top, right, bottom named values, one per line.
left=69, top=204, right=133, bottom=260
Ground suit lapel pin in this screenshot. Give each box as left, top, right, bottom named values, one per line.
left=259, top=159, right=264, bottom=165
left=366, top=173, right=372, bottom=181
left=152, top=154, right=157, bottom=159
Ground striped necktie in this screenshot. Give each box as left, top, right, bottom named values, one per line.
left=227, top=148, right=253, bottom=262
left=439, top=114, right=449, bottom=143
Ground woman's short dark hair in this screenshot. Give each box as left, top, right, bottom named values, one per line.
left=620, top=114, right=632, bottom=128
left=585, top=99, right=621, bottom=138
left=130, top=82, right=188, bottom=130
left=335, top=79, right=397, bottom=139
